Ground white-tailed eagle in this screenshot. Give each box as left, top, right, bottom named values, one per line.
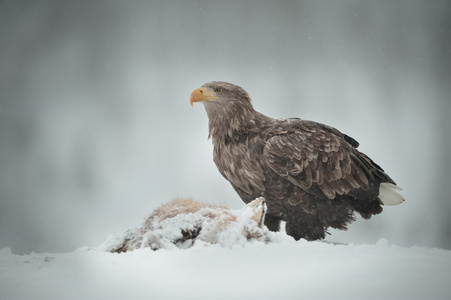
left=190, top=81, right=404, bottom=241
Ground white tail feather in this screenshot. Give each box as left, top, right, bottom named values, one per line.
left=378, top=183, right=405, bottom=206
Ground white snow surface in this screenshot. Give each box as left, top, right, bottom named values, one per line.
left=1, top=238, right=451, bottom=300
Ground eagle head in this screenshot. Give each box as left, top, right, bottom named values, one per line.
left=190, top=81, right=252, bottom=108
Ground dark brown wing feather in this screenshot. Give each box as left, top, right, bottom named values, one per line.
left=263, top=120, right=386, bottom=202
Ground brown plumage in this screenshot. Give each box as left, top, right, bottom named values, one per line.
left=190, top=81, right=404, bottom=241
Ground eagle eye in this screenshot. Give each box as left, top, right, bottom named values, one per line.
left=213, top=87, right=222, bottom=93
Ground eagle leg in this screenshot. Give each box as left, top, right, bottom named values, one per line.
left=285, top=214, right=326, bottom=241
left=263, top=214, right=282, bottom=232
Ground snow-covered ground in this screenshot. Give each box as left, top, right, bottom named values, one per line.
left=1, top=237, right=450, bottom=300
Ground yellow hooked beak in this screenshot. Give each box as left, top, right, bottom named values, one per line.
left=190, top=87, right=218, bottom=107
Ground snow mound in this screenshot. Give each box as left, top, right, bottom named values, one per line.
left=101, top=197, right=272, bottom=252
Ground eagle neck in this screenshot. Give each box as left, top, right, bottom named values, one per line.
left=204, top=102, right=260, bottom=144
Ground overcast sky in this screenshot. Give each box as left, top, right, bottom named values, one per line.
left=1, top=0, right=450, bottom=254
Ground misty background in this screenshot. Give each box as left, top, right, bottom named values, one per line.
left=1, top=1, right=450, bottom=254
